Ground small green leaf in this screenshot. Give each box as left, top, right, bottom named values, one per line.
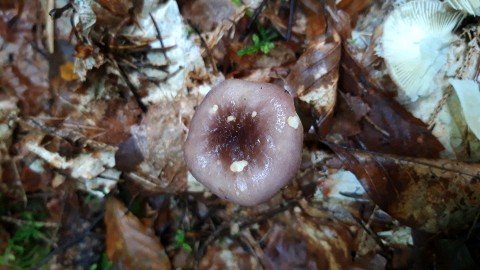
left=237, top=47, right=257, bottom=56
left=231, top=0, right=242, bottom=6
left=252, top=34, right=260, bottom=45
left=260, top=42, right=275, bottom=54
left=182, top=243, right=192, bottom=253
left=6, top=252, right=16, bottom=261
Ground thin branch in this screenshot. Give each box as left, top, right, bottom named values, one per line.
left=287, top=0, right=296, bottom=41
left=187, top=20, right=218, bottom=75
left=239, top=0, right=268, bottom=42
left=31, top=212, right=105, bottom=270
left=149, top=12, right=169, bottom=61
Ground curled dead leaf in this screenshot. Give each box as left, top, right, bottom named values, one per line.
left=339, top=46, right=444, bottom=158
left=105, top=197, right=171, bottom=269
left=286, top=31, right=341, bottom=135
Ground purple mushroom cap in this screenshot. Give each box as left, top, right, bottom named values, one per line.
left=184, top=79, right=303, bottom=206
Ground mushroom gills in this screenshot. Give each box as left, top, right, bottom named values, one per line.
left=447, top=0, right=480, bottom=16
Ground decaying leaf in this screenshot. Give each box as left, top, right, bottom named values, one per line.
left=330, top=145, right=480, bottom=233
left=286, top=31, right=341, bottom=135
left=23, top=132, right=118, bottom=197
left=115, top=96, right=194, bottom=192
left=180, top=0, right=239, bottom=32
left=199, top=241, right=262, bottom=270
left=337, top=0, right=371, bottom=23
left=94, top=0, right=137, bottom=18
left=262, top=214, right=353, bottom=269
left=299, top=0, right=328, bottom=41
left=0, top=1, right=50, bottom=116
left=339, top=46, right=444, bottom=158
left=105, top=197, right=171, bottom=269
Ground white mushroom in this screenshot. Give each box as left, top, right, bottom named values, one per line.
left=380, top=0, right=465, bottom=103
left=447, top=0, right=480, bottom=16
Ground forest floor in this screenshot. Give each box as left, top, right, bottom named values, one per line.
left=0, top=0, right=480, bottom=269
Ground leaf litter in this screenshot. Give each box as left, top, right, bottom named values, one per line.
left=0, top=0, right=480, bottom=269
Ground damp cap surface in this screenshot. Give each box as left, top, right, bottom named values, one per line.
left=184, top=79, right=303, bottom=206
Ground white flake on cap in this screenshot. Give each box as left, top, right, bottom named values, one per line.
left=230, top=160, right=248, bottom=172
left=209, top=104, right=218, bottom=114
left=287, top=116, right=300, bottom=129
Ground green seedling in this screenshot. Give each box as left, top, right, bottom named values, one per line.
left=174, top=229, right=192, bottom=253
left=0, top=212, right=49, bottom=269
left=238, top=28, right=278, bottom=56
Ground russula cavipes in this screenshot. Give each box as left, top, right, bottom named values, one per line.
left=380, top=0, right=465, bottom=103
left=447, top=0, right=480, bottom=16
left=184, top=79, right=303, bottom=206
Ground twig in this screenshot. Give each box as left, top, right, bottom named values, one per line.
left=48, top=2, right=72, bottom=19
left=364, top=116, right=391, bottom=137
left=467, top=208, right=480, bottom=239
left=149, top=13, right=169, bottom=61
left=7, top=157, right=27, bottom=206
left=287, top=0, right=296, bottom=41
left=187, top=20, right=218, bottom=75
left=351, top=214, right=392, bottom=261
left=112, top=57, right=148, bottom=113
left=31, top=212, right=105, bottom=270
left=46, top=0, right=55, bottom=53
left=427, top=85, right=453, bottom=129
left=239, top=0, right=268, bottom=42
left=195, top=200, right=298, bottom=262
left=0, top=216, right=58, bottom=229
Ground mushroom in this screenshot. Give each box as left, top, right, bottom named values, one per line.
left=184, top=79, right=303, bottom=206
left=447, top=0, right=480, bottom=16
left=380, top=0, right=465, bottom=103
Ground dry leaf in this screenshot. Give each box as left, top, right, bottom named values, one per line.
left=0, top=1, right=50, bottom=116
left=105, top=197, right=171, bottom=269
left=299, top=0, right=328, bottom=40
left=262, top=214, right=353, bottom=270
left=330, top=145, right=480, bottom=233
left=337, top=0, right=370, bottom=23
left=116, top=97, right=193, bottom=192
left=286, top=31, right=340, bottom=135
left=59, top=62, right=79, bottom=81
left=339, top=46, right=444, bottom=158
left=199, top=241, right=262, bottom=270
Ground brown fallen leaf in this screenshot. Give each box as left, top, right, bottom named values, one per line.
left=0, top=1, right=50, bottom=116
left=199, top=241, right=262, bottom=270
left=105, top=197, right=171, bottom=269
left=329, top=144, right=480, bottom=233
left=115, top=97, right=193, bottom=193
left=286, top=29, right=340, bottom=135
left=339, top=46, right=444, bottom=158
left=330, top=92, right=370, bottom=137
left=299, top=0, right=328, bottom=40
left=180, top=0, right=239, bottom=32
left=337, top=0, right=370, bottom=24
left=262, top=214, right=353, bottom=270
left=95, top=0, right=135, bottom=18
